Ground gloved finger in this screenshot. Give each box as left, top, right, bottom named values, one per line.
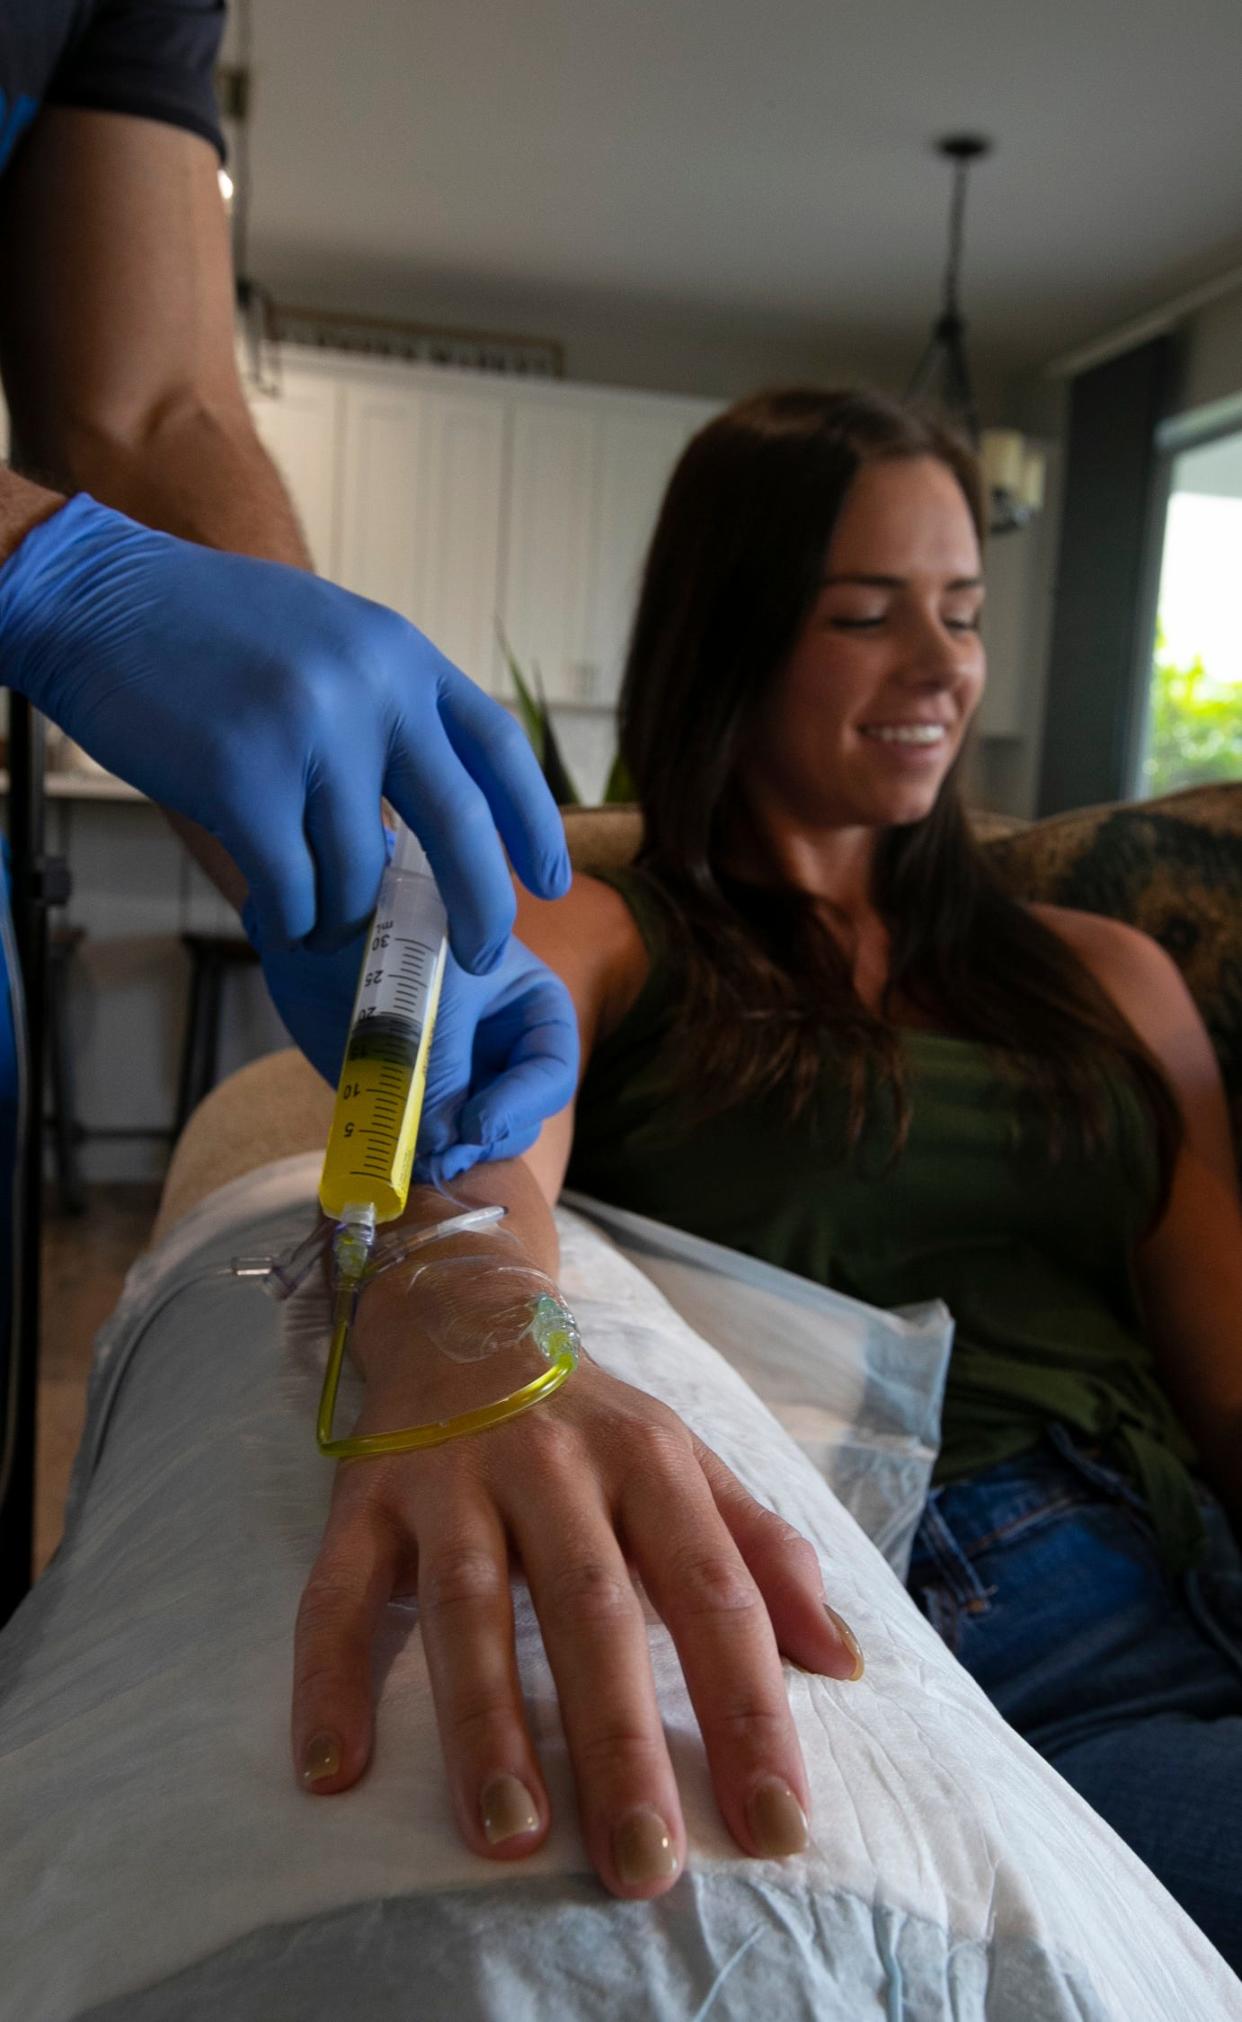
left=414, top=1111, right=551, bottom=1184
left=241, top=898, right=362, bottom=1084
left=383, top=713, right=517, bottom=972
left=436, top=661, right=571, bottom=901
left=456, top=1020, right=578, bottom=1150
left=300, top=776, right=389, bottom=953
left=415, top=1140, right=493, bottom=1185
left=230, top=792, right=319, bottom=950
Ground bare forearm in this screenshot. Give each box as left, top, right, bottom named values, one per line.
left=41, top=397, right=312, bottom=569
left=0, top=464, right=64, bottom=566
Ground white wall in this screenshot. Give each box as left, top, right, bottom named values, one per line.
left=1175, top=280, right=1242, bottom=418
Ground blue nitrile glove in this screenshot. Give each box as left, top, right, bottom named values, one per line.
left=245, top=901, right=579, bottom=1182
left=0, top=494, right=570, bottom=957
left=413, top=940, right=580, bottom=1183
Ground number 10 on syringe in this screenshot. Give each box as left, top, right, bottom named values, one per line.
left=319, top=821, right=449, bottom=1226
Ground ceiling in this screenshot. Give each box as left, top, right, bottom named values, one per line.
left=228, top=0, right=1242, bottom=391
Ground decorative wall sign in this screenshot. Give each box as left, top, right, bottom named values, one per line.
left=271, top=304, right=564, bottom=378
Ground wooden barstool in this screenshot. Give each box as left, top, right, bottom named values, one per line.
left=175, top=933, right=261, bottom=1136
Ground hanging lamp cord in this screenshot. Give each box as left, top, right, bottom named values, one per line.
left=942, top=153, right=969, bottom=317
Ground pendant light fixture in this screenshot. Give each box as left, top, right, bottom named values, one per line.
left=907, top=135, right=1046, bottom=535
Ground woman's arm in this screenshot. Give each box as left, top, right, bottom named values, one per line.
left=289, top=876, right=864, bottom=1901
left=1039, top=906, right=1242, bottom=1531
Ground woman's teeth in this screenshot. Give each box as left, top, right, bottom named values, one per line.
left=860, top=724, right=947, bottom=746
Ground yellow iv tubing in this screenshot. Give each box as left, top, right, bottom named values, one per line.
left=315, top=822, right=577, bottom=1461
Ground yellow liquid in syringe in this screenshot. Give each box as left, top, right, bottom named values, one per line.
left=319, top=1014, right=435, bottom=1224
left=319, top=835, right=449, bottom=1230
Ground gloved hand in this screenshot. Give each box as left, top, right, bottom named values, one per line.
left=0, top=494, right=570, bottom=957
left=413, top=939, right=580, bottom=1182
left=246, top=902, right=578, bottom=1181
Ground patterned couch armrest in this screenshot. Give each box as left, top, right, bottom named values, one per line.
left=561, top=803, right=1030, bottom=872
left=562, top=804, right=644, bottom=875
left=983, top=782, right=1242, bottom=1157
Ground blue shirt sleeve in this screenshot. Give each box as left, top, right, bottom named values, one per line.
left=46, top=0, right=226, bottom=159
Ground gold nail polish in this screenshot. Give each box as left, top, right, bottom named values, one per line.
left=301, top=1732, right=342, bottom=1785
left=824, top=1603, right=865, bottom=1680
left=481, top=1773, right=540, bottom=1845
left=747, top=1779, right=809, bottom=1858
left=613, top=1808, right=679, bottom=1886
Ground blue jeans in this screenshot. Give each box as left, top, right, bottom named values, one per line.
left=906, top=1423, right=1242, bottom=1978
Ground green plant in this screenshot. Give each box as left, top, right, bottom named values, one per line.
left=496, top=624, right=636, bottom=806
left=1142, top=617, right=1242, bottom=795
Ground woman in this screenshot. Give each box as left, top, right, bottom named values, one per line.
left=295, top=389, right=1242, bottom=1966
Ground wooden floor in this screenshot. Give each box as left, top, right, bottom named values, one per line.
left=36, top=1181, right=163, bottom=1577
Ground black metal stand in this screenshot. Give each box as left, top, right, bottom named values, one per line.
left=0, top=699, right=69, bottom=1628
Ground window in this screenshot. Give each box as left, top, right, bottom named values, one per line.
left=1138, top=430, right=1242, bottom=797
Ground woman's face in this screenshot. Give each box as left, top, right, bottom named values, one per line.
left=741, top=455, right=986, bottom=834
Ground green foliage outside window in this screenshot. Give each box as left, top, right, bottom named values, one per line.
left=1142, top=617, right=1242, bottom=794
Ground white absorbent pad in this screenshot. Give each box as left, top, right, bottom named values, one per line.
left=0, top=1155, right=1237, bottom=2021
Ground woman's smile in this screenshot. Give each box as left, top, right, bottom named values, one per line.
left=856, top=719, right=951, bottom=751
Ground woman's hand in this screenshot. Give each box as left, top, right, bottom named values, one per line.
left=289, top=1283, right=864, bottom=1899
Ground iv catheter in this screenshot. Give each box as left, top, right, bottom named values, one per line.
left=312, top=820, right=578, bottom=1461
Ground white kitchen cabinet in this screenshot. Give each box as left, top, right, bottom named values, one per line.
left=248, top=366, right=342, bottom=574
left=336, top=376, right=507, bottom=692
left=336, top=377, right=425, bottom=615
left=410, top=387, right=507, bottom=693
left=245, top=350, right=716, bottom=715
left=587, top=402, right=707, bottom=702
left=501, top=399, right=599, bottom=704
left=500, top=389, right=714, bottom=706
left=5, top=350, right=710, bottom=718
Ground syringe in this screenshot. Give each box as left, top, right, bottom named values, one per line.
left=319, top=819, right=448, bottom=1238
left=309, top=821, right=580, bottom=1461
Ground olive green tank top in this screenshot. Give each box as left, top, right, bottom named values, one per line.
left=566, top=868, right=1207, bottom=1576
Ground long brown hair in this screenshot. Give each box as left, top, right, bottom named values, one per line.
left=617, top=386, right=1180, bottom=1187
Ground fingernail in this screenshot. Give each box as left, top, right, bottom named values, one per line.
left=481, top=1772, right=540, bottom=1845
left=747, top=1778, right=808, bottom=1858
left=613, top=1807, right=679, bottom=1886
left=301, top=1732, right=342, bottom=1785
left=825, top=1603, right=865, bottom=1680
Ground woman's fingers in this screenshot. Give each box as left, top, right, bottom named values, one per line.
left=693, top=1436, right=865, bottom=1681
left=291, top=1489, right=406, bottom=1793
left=417, top=1494, right=548, bottom=1860
left=289, top=1372, right=852, bottom=1900
left=511, top=1464, right=685, bottom=1899
left=620, top=1443, right=811, bottom=1861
